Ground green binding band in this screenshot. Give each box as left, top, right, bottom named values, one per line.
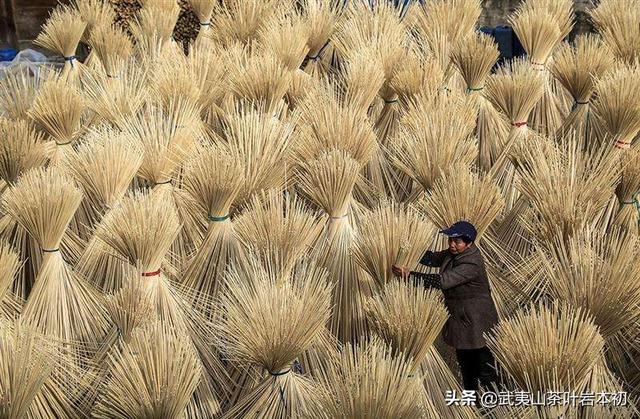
left=467, top=86, right=484, bottom=92
left=268, top=368, right=291, bottom=377
left=208, top=214, right=230, bottom=222
left=622, top=193, right=640, bottom=225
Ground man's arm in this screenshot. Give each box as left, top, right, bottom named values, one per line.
left=419, top=249, right=448, bottom=267
left=409, top=260, right=479, bottom=290
left=438, top=260, right=478, bottom=290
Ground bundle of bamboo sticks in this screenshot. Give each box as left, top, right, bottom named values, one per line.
left=2, top=0, right=639, bottom=416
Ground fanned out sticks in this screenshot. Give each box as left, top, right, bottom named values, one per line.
left=297, top=149, right=361, bottom=240
left=452, top=32, right=509, bottom=173
left=221, top=103, right=295, bottom=207
left=334, top=42, right=400, bottom=201
left=186, top=40, right=229, bottom=113
left=484, top=57, right=545, bottom=176
left=150, top=46, right=202, bottom=112
left=524, top=0, right=574, bottom=41
left=486, top=302, right=604, bottom=417
left=510, top=7, right=561, bottom=68
left=333, top=1, right=407, bottom=124
left=520, top=0, right=576, bottom=121
left=0, top=242, right=21, bottom=321
left=187, top=0, right=217, bottom=43
left=534, top=227, right=640, bottom=374
left=63, top=125, right=143, bottom=239
left=334, top=46, right=385, bottom=118
left=216, top=256, right=331, bottom=418
left=352, top=200, right=436, bottom=288
left=365, top=280, right=448, bottom=374
left=364, top=285, right=473, bottom=419
left=411, top=0, right=482, bottom=90
left=388, top=91, right=477, bottom=194
left=28, top=77, right=86, bottom=164
left=613, top=146, right=640, bottom=234
left=285, top=68, right=314, bottom=111
left=0, top=118, right=51, bottom=188
left=72, top=0, right=117, bottom=71
left=80, top=62, right=148, bottom=127
left=483, top=59, right=544, bottom=258
left=234, top=188, right=323, bottom=280
left=300, top=0, right=342, bottom=75
left=590, top=63, right=640, bottom=150
left=93, top=190, right=226, bottom=414
left=87, top=23, right=133, bottom=79
left=578, top=354, right=638, bottom=419
left=120, top=98, right=205, bottom=265
left=550, top=35, right=616, bottom=137
left=67, top=126, right=143, bottom=293
left=93, top=321, right=206, bottom=419
left=180, top=142, right=245, bottom=301
left=316, top=338, right=429, bottom=418
left=77, top=274, right=154, bottom=413
left=419, top=169, right=505, bottom=242
left=295, top=81, right=378, bottom=166
left=0, top=119, right=51, bottom=300
left=259, top=11, right=310, bottom=73
left=128, top=0, right=180, bottom=67
left=389, top=41, right=444, bottom=107
left=2, top=168, right=111, bottom=344
left=130, top=0, right=179, bottom=46
left=34, top=6, right=87, bottom=80
left=512, top=131, right=621, bottom=244
left=226, top=50, right=293, bottom=114
left=0, top=321, right=80, bottom=418
left=591, top=0, right=640, bottom=64
left=298, top=149, right=371, bottom=344
left=102, top=276, right=154, bottom=348
left=72, top=0, right=117, bottom=42
left=509, top=5, right=568, bottom=137
left=0, top=66, right=50, bottom=120
left=208, top=0, right=283, bottom=47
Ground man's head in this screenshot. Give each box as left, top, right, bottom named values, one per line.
left=440, top=221, right=477, bottom=254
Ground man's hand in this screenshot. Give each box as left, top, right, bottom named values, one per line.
left=392, top=265, right=410, bottom=280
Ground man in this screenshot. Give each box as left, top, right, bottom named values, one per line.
left=392, top=220, right=500, bottom=395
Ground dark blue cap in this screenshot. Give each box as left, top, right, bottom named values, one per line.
left=440, top=221, right=477, bottom=242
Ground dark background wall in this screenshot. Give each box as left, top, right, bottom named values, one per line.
left=1, top=0, right=61, bottom=48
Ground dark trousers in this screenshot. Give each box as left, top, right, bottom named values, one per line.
left=455, top=346, right=499, bottom=392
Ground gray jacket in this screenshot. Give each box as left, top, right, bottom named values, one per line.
left=412, top=244, right=499, bottom=350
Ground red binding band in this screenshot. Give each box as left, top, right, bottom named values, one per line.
left=615, top=140, right=630, bottom=150
left=141, top=269, right=161, bottom=277
left=512, top=121, right=527, bottom=127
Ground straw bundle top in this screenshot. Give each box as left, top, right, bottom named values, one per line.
left=216, top=256, right=331, bottom=375
left=2, top=168, right=83, bottom=252
left=182, top=142, right=245, bottom=222
left=34, top=5, right=86, bottom=65
left=94, top=191, right=181, bottom=275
